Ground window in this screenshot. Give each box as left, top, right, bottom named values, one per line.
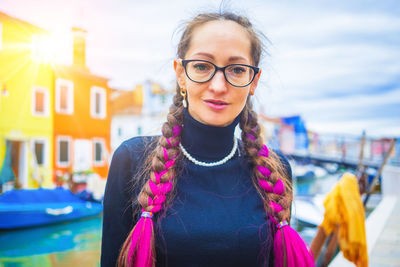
left=32, top=86, right=49, bottom=117
left=56, top=79, right=74, bottom=114
left=32, top=139, right=47, bottom=166
left=57, top=136, right=71, bottom=167
left=90, top=86, right=106, bottom=119
left=93, top=138, right=105, bottom=166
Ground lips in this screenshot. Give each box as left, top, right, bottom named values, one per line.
left=204, top=99, right=229, bottom=110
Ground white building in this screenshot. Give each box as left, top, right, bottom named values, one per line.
left=110, top=80, right=173, bottom=153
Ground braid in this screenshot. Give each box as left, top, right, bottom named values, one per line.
left=240, top=98, right=292, bottom=224
left=117, top=87, right=184, bottom=267
left=240, top=99, right=314, bottom=267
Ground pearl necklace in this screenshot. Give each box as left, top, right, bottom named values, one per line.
left=179, top=138, right=238, bottom=167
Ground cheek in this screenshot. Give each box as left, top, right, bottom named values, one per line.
left=235, top=91, right=250, bottom=108
left=186, top=82, right=204, bottom=100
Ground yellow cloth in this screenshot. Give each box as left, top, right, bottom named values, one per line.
left=320, top=173, right=368, bottom=267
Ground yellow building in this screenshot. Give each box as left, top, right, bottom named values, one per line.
left=0, top=12, right=54, bottom=189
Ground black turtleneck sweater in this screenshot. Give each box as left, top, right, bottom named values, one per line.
left=101, top=111, right=291, bottom=267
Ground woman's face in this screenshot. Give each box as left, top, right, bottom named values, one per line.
left=174, top=20, right=261, bottom=127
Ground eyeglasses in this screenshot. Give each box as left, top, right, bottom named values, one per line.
left=181, top=59, right=259, bottom=87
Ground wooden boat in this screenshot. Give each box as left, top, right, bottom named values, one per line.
left=0, top=187, right=102, bottom=229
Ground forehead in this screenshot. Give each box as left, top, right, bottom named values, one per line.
left=186, top=20, right=252, bottom=63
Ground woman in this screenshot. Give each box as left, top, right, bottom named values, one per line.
left=101, top=12, right=314, bottom=267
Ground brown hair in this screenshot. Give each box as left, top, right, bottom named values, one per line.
left=117, top=11, right=292, bottom=266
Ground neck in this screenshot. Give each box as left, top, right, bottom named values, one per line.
left=181, top=109, right=240, bottom=161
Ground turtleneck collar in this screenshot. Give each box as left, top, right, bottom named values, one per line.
left=181, top=109, right=240, bottom=161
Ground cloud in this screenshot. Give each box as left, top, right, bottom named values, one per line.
left=1, top=0, right=399, bottom=136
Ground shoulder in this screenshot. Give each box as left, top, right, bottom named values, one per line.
left=117, top=135, right=159, bottom=154
left=112, top=136, right=159, bottom=162
left=108, top=135, right=159, bottom=187
left=105, top=136, right=160, bottom=210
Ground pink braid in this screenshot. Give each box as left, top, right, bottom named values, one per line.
left=256, top=144, right=315, bottom=267
left=125, top=126, right=182, bottom=267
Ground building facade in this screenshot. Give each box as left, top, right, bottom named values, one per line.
left=0, top=12, right=54, bottom=189
left=110, top=81, right=172, bottom=152
left=0, top=12, right=111, bottom=190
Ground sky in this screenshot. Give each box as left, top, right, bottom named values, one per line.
left=1, top=0, right=399, bottom=137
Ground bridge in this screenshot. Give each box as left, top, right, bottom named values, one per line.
left=287, top=152, right=381, bottom=169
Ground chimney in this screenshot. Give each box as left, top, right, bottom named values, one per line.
left=72, top=27, right=87, bottom=69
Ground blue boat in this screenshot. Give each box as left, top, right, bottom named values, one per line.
left=0, top=187, right=102, bottom=229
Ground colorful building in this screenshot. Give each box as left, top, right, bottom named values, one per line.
left=0, top=12, right=54, bottom=189
left=53, top=27, right=111, bottom=182
left=110, top=81, right=172, bottom=152
left=0, top=12, right=111, bottom=191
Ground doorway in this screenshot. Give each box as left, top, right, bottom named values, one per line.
left=6, top=140, right=27, bottom=188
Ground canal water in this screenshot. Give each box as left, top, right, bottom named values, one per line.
left=0, top=172, right=342, bottom=267
left=0, top=216, right=102, bottom=266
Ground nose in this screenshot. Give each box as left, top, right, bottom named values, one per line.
left=208, top=70, right=228, bottom=94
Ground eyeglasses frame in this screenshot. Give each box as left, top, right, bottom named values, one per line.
left=181, top=59, right=260, bottom=88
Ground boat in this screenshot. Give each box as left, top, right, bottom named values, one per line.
left=0, top=187, right=102, bottom=229
left=292, top=163, right=328, bottom=182
left=292, top=194, right=325, bottom=227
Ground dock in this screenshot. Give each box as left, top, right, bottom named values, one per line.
left=370, top=196, right=400, bottom=266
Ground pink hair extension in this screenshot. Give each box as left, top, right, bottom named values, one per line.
left=246, top=133, right=257, bottom=141
left=269, top=201, right=283, bottom=213
left=258, top=144, right=269, bottom=157
left=274, top=221, right=315, bottom=267
left=164, top=125, right=182, bottom=148
left=126, top=126, right=182, bottom=266
left=257, top=165, right=271, bottom=178
left=127, top=211, right=154, bottom=267
left=256, top=144, right=314, bottom=266
left=245, top=126, right=259, bottom=141
left=272, top=179, right=284, bottom=195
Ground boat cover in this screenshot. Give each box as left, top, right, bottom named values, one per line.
left=0, top=187, right=102, bottom=229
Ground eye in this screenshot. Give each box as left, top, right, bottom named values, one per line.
left=192, top=63, right=212, bottom=72
left=228, top=65, right=247, bottom=75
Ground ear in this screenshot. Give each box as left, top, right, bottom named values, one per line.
left=249, top=68, right=262, bottom=96
left=174, top=59, right=186, bottom=89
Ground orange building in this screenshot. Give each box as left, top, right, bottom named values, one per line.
left=53, top=27, right=111, bottom=182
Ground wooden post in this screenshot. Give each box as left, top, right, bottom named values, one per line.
left=310, top=226, right=328, bottom=262
left=357, top=131, right=366, bottom=173
left=364, top=138, right=397, bottom=206
left=321, top=228, right=339, bottom=267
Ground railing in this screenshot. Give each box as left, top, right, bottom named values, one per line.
left=276, top=132, right=400, bottom=167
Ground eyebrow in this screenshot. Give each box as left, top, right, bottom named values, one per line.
left=192, top=52, right=248, bottom=63
left=228, top=56, right=248, bottom=62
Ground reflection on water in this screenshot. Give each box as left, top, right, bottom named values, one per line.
left=0, top=215, right=102, bottom=267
